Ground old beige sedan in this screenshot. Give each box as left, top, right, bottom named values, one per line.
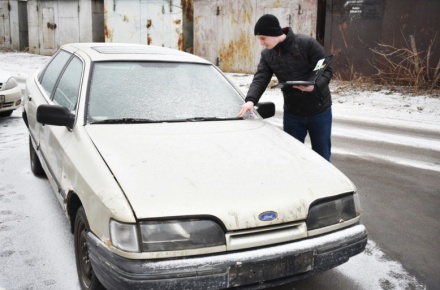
left=23, top=43, right=367, bottom=290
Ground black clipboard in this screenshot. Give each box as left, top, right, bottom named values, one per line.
left=271, top=55, right=333, bottom=89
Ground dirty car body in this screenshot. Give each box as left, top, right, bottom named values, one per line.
left=22, top=43, right=367, bottom=290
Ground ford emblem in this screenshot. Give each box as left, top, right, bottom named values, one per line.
left=258, top=211, right=278, bottom=221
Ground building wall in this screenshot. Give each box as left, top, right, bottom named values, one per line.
left=193, top=0, right=318, bottom=74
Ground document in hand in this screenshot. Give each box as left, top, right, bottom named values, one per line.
left=271, top=55, right=333, bottom=89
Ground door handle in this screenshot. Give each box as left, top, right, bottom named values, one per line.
left=28, top=94, right=32, bottom=101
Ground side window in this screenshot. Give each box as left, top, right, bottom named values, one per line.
left=40, top=50, right=71, bottom=97
left=52, top=57, right=83, bottom=111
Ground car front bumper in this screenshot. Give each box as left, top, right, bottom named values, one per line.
left=87, top=224, right=367, bottom=290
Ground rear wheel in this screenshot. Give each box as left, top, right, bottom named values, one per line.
left=29, top=136, right=45, bottom=176
left=74, top=207, right=105, bottom=290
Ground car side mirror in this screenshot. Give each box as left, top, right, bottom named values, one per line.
left=256, top=102, right=275, bottom=119
left=37, top=104, right=75, bottom=129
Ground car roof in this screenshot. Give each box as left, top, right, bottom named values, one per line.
left=61, top=43, right=211, bottom=64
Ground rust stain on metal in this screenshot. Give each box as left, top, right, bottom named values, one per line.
left=218, top=32, right=254, bottom=73
left=146, top=19, right=152, bottom=28
left=103, top=3, right=112, bottom=41
left=271, top=0, right=282, bottom=8
left=181, top=0, right=193, bottom=21
left=174, top=19, right=181, bottom=25
left=178, top=33, right=184, bottom=51
left=104, top=25, right=112, bottom=40
left=148, top=34, right=152, bottom=45
left=123, top=15, right=129, bottom=22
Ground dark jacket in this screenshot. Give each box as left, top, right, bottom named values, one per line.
left=245, top=27, right=332, bottom=116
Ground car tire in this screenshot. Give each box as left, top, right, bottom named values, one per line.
left=0, top=110, right=13, bottom=117
left=74, top=207, right=105, bottom=290
left=29, top=136, right=45, bottom=176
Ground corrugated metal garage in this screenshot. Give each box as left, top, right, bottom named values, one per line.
left=0, top=0, right=28, bottom=50
left=27, top=0, right=104, bottom=55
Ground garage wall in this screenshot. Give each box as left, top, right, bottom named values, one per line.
left=27, top=0, right=99, bottom=55
left=0, top=0, right=25, bottom=50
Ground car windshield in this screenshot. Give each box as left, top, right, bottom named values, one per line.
left=87, top=62, right=247, bottom=123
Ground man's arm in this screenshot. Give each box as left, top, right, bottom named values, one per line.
left=245, top=54, right=273, bottom=105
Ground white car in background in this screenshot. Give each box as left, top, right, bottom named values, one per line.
left=22, top=43, right=367, bottom=290
left=0, top=68, right=22, bottom=117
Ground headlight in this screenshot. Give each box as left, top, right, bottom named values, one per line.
left=110, top=220, right=140, bottom=252
left=306, top=193, right=360, bottom=230
left=139, top=220, right=225, bottom=252
left=4, top=77, right=18, bottom=90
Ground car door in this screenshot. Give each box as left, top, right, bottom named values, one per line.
left=38, top=55, right=84, bottom=201
left=26, top=50, right=72, bottom=154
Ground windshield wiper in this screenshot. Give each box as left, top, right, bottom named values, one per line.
left=186, top=117, right=242, bottom=122
left=90, top=116, right=243, bottom=124
left=90, top=118, right=160, bottom=124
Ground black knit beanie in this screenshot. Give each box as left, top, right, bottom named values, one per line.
left=254, top=14, right=283, bottom=36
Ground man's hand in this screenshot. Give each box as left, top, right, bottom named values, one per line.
left=237, top=101, right=255, bottom=117
left=292, top=85, right=314, bottom=92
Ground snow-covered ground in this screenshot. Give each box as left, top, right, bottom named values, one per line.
left=1, top=49, right=437, bottom=289
left=226, top=72, right=440, bottom=131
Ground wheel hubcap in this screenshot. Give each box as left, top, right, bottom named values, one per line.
left=78, top=222, right=92, bottom=287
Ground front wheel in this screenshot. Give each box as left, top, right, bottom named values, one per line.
left=74, top=207, right=105, bottom=290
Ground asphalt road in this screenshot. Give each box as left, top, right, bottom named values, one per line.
left=269, top=115, right=440, bottom=290
left=1, top=110, right=438, bottom=290
left=332, top=153, right=439, bottom=290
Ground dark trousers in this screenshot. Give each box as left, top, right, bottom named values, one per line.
left=283, top=107, right=332, bottom=162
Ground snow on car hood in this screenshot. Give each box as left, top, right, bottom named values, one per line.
left=85, top=120, right=355, bottom=230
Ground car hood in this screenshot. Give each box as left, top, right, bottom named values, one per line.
left=85, top=120, right=355, bottom=230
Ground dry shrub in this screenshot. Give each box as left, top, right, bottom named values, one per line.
left=370, top=32, right=440, bottom=95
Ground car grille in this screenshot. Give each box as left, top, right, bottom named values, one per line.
left=226, top=222, right=307, bottom=251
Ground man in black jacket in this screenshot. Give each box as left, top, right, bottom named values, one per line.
left=238, top=14, right=333, bottom=161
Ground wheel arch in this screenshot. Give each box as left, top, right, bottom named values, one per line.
left=67, top=192, right=83, bottom=234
